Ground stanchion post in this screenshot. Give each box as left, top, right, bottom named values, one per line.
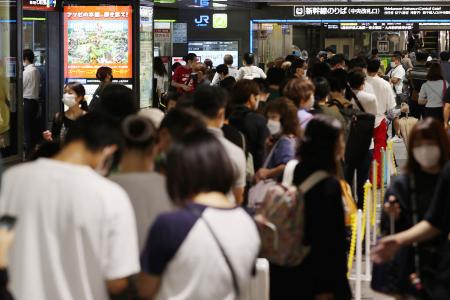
left=364, top=181, right=372, bottom=281
left=355, top=209, right=363, bottom=300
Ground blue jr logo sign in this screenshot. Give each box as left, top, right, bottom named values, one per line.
left=195, top=15, right=210, bottom=27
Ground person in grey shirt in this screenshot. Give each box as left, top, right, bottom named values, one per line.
left=111, top=115, right=172, bottom=251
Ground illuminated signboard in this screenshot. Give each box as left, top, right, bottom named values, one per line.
left=139, top=5, right=154, bottom=108
left=294, top=5, right=450, bottom=19
left=24, top=0, right=58, bottom=11
left=63, top=6, right=133, bottom=101
left=64, top=6, right=132, bottom=79
left=323, top=22, right=415, bottom=31
left=188, top=41, right=239, bottom=67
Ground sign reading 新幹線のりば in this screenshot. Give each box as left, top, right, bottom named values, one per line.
left=293, top=5, right=450, bottom=19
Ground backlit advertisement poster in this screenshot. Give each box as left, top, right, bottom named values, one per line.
left=63, top=6, right=133, bottom=100
left=139, top=5, right=153, bottom=108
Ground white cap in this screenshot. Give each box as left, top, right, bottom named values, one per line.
left=139, top=108, right=165, bottom=128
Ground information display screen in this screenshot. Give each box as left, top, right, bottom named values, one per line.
left=63, top=6, right=133, bottom=101
left=323, top=22, right=415, bottom=31
left=188, top=41, right=239, bottom=67
left=24, top=0, right=58, bottom=11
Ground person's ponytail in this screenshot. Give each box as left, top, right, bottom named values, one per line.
left=80, top=99, right=89, bottom=112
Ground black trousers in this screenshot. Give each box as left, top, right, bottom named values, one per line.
left=23, top=98, right=39, bottom=156
left=424, top=107, right=444, bottom=122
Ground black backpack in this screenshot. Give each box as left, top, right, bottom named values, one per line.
left=328, top=98, right=375, bottom=169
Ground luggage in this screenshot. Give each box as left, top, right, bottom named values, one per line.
left=328, top=99, right=375, bottom=169
left=244, top=258, right=270, bottom=300
left=398, top=115, right=418, bottom=148
left=254, top=170, right=329, bottom=266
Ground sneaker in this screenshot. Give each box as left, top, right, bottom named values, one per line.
left=391, top=135, right=403, bottom=143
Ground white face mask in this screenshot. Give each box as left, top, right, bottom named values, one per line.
left=413, top=145, right=441, bottom=169
left=62, top=94, right=77, bottom=107
left=390, top=62, right=397, bottom=68
left=267, top=119, right=281, bottom=135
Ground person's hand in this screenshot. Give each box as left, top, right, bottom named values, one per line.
left=42, top=130, right=53, bottom=142
left=255, top=168, right=270, bottom=182
left=181, top=85, right=191, bottom=92
left=372, top=235, right=402, bottom=264
left=400, top=103, right=409, bottom=113
left=0, top=228, right=15, bottom=268
left=315, top=293, right=334, bottom=300
left=384, top=195, right=401, bottom=221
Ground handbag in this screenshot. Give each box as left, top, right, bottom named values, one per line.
left=248, top=139, right=282, bottom=208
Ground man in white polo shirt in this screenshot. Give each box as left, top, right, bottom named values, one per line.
left=366, top=59, right=397, bottom=185
left=0, top=114, right=140, bottom=300
left=388, top=54, right=406, bottom=105
left=193, top=85, right=246, bottom=205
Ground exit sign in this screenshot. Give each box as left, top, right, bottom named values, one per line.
left=24, top=0, right=58, bottom=11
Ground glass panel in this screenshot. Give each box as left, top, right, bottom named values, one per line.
left=0, top=2, right=19, bottom=158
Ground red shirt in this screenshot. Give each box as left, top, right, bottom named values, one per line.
left=172, top=66, right=194, bottom=94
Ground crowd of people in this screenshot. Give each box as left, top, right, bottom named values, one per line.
left=1, top=46, right=450, bottom=300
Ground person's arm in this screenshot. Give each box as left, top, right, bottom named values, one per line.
left=418, top=83, right=428, bottom=105
left=211, top=72, right=220, bottom=86
left=444, top=103, right=450, bottom=130
left=138, top=273, right=161, bottom=300
left=103, top=188, right=140, bottom=295
left=259, top=68, right=267, bottom=80
left=372, top=221, right=440, bottom=264
left=255, top=164, right=286, bottom=181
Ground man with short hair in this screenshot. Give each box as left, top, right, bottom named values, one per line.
left=22, top=49, right=41, bottom=155
left=388, top=54, right=406, bottom=105
left=214, top=64, right=236, bottom=91
left=0, top=114, right=140, bottom=300
left=366, top=59, right=397, bottom=184
left=193, top=86, right=246, bottom=205
left=329, top=54, right=346, bottom=70
left=171, top=53, right=197, bottom=94
left=211, top=54, right=238, bottom=85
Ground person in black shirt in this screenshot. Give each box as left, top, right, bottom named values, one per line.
left=375, top=118, right=450, bottom=296
left=270, top=115, right=351, bottom=300
left=408, top=52, right=429, bottom=119
left=42, top=82, right=88, bottom=144
left=89, top=66, right=113, bottom=111
left=229, top=79, right=269, bottom=171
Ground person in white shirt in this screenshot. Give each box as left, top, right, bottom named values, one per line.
left=0, top=114, right=140, bottom=300
left=22, top=49, right=41, bottom=155
left=388, top=54, right=406, bottom=104
left=211, top=54, right=238, bottom=85
left=193, top=85, right=247, bottom=205
left=366, top=59, right=397, bottom=185
left=237, top=52, right=266, bottom=80
left=348, top=68, right=378, bottom=204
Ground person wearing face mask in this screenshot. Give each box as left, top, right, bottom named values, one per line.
left=372, top=118, right=450, bottom=298
left=282, top=77, right=315, bottom=129
left=388, top=54, right=407, bottom=105
left=0, top=114, right=140, bottom=300
left=42, top=82, right=88, bottom=144
left=256, top=98, right=300, bottom=182
left=230, top=79, right=270, bottom=171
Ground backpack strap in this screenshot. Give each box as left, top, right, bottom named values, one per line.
left=298, top=170, right=329, bottom=194
left=282, top=159, right=299, bottom=187
left=353, top=94, right=366, bottom=113
left=328, top=99, right=345, bottom=110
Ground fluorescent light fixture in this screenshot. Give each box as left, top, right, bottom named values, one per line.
left=155, top=19, right=176, bottom=22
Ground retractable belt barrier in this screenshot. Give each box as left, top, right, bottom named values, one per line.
left=348, top=145, right=396, bottom=300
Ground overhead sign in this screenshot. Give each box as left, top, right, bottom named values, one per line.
left=24, top=0, right=58, bottom=11
left=173, top=23, right=187, bottom=44
left=294, top=5, right=450, bottom=19
left=194, top=15, right=210, bottom=27
left=323, top=22, right=415, bottom=31
left=213, top=14, right=228, bottom=29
